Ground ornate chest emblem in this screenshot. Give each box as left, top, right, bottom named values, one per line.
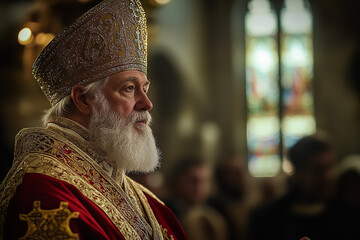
left=19, top=201, right=79, bottom=240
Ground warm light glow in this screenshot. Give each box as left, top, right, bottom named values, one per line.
left=246, top=0, right=277, bottom=36
left=154, top=0, right=171, bottom=5
left=150, top=0, right=171, bottom=6
left=18, top=27, right=33, bottom=45
left=178, top=108, right=195, bottom=137
left=201, top=122, right=219, bottom=144
left=282, top=157, right=294, bottom=175
left=35, top=33, right=55, bottom=46
left=201, top=122, right=220, bottom=160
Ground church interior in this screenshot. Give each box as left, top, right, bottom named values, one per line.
left=1, top=0, right=360, bottom=238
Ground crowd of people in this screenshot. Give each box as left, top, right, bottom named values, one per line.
left=141, top=134, right=360, bottom=240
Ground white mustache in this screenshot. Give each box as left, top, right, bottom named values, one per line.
left=127, top=111, right=152, bottom=125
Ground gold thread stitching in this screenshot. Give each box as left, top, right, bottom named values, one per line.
left=0, top=125, right=157, bottom=240
left=28, top=127, right=152, bottom=237
left=160, top=225, right=175, bottom=240
left=127, top=177, right=164, bottom=240
left=24, top=154, right=141, bottom=240
left=48, top=116, right=90, bottom=141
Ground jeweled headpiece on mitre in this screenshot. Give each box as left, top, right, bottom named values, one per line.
left=32, top=0, right=147, bottom=105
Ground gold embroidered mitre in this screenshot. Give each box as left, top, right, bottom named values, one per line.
left=32, top=0, right=147, bottom=105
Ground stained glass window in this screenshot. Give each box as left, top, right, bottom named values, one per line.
left=245, top=0, right=281, bottom=177
left=280, top=0, right=315, bottom=153
left=245, top=0, right=314, bottom=177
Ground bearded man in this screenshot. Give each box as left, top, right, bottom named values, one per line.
left=0, top=0, right=187, bottom=239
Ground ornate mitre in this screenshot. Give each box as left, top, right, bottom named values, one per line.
left=32, top=0, right=147, bottom=105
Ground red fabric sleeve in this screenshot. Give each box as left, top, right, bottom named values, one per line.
left=144, top=192, right=188, bottom=240
left=3, top=173, right=124, bottom=240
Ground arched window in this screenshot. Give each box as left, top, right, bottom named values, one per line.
left=245, top=0, right=314, bottom=177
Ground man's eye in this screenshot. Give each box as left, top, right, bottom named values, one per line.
left=125, top=86, right=134, bottom=92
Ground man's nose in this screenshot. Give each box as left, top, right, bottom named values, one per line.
left=135, top=90, right=153, bottom=111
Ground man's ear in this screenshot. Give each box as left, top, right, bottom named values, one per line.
left=71, top=85, right=93, bottom=116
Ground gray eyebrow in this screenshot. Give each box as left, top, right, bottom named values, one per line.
left=124, top=76, right=150, bottom=85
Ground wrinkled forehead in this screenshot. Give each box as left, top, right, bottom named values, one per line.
left=105, top=70, right=149, bottom=87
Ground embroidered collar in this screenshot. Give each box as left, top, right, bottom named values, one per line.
left=46, top=116, right=125, bottom=186
left=8, top=126, right=155, bottom=239
left=48, top=116, right=90, bottom=141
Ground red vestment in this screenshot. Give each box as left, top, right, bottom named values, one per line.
left=0, top=117, right=187, bottom=240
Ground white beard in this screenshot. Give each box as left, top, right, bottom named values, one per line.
left=88, top=95, right=161, bottom=173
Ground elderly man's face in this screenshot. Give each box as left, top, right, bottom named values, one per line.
left=88, top=70, right=160, bottom=173
left=102, top=70, right=153, bottom=122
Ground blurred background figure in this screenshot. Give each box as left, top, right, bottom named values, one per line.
left=165, top=156, right=228, bottom=240
left=208, top=154, right=253, bottom=240
left=128, top=171, right=168, bottom=200
left=335, top=155, right=360, bottom=209
left=247, top=134, right=342, bottom=240
left=331, top=155, right=360, bottom=239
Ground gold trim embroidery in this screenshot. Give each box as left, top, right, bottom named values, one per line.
left=19, top=201, right=79, bottom=240
left=24, top=154, right=141, bottom=240
left=47, top=117, right=103, bottom=164
left=0, top=123, right=159, bottom=240
left=127, top=177, right=164, bottom=240
left=25, top=127, right=152, bottom=238
left=48, top=116, right=90, bottom=141
left=160, top=225, right=175, bottom=240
